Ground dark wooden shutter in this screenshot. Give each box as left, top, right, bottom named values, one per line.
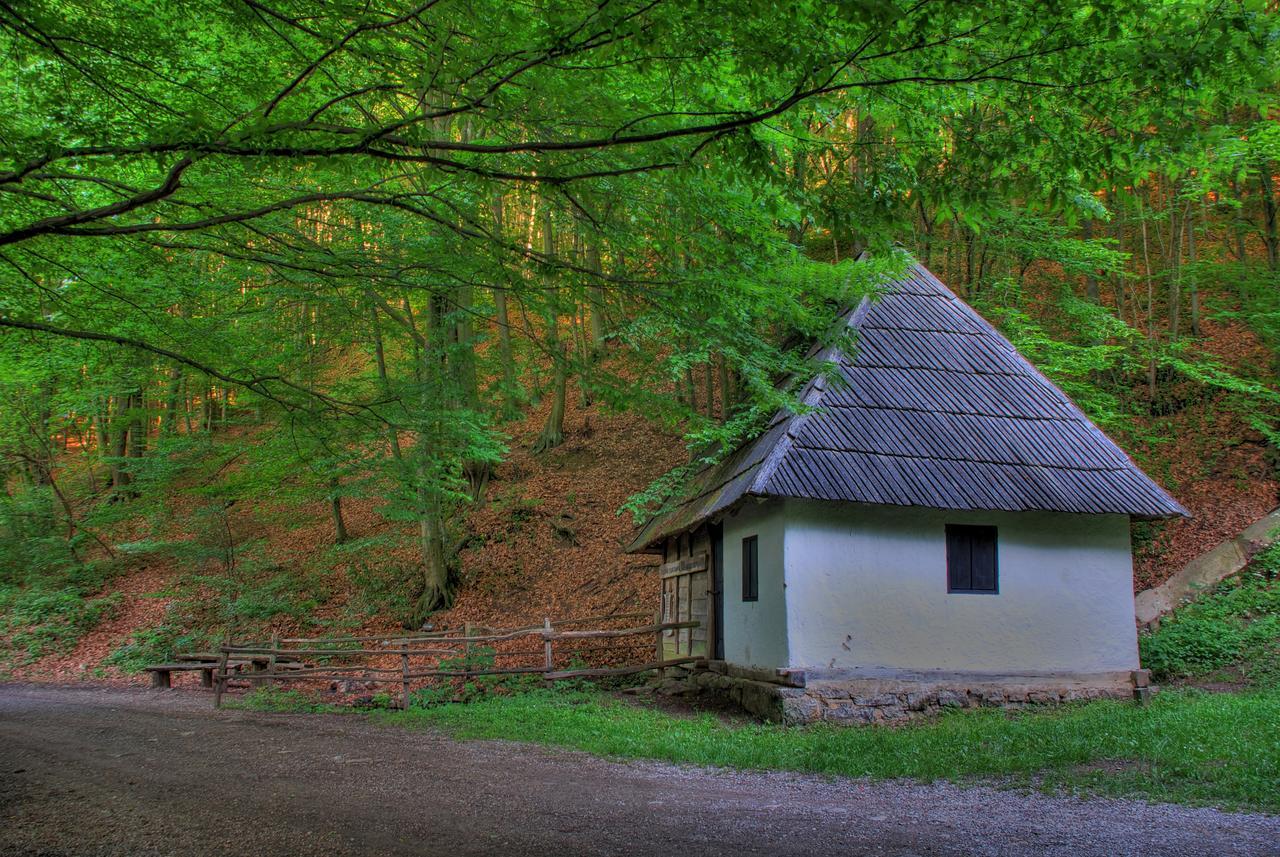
left=946, top=525, right=997, bottom=593
left=742, top=535, right=758, bottom=601
left=946, top=525, right=972, bottom=591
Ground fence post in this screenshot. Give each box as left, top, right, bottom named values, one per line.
left=401, top=651, right=410, bottom=711
left=261, top=632, right=278, bottom=687
left=213, top=633, right=231, bottom=709
left=464, top=621, right=473, bottom=663
left=654, top=608, right=663, bottom=669
left=543, top=617, right=554, bottom=681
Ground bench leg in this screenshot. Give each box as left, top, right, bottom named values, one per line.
left=150, top=670, right=171, bottom=689
left=201, top=668, right=214, bottom=688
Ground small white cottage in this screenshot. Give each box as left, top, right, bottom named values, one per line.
left=629, top=261, right=1187, bottom=724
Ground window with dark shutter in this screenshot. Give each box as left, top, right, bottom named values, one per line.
left=946, top=525, right=998, bottom=594
left=742, top=535, right=758, bottom=601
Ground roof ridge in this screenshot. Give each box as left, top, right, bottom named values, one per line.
left=783, top=443, right=1134, bottom=473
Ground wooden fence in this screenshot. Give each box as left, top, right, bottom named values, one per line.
left=212, top=611, right=701, bottom=709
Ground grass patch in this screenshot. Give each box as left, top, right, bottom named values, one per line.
left=371, top=685, right=1280, bottom=813
left=225, top=685, right=347, bottom=714
left=1140, top=555, right=1280, bottom=685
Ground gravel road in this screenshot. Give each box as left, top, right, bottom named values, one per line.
left=0, top=683, right=1275, bottom=856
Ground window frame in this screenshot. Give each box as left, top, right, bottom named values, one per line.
left=945, top=524, right=999, bottom=595
left=741, top=534, right=759, bottom=602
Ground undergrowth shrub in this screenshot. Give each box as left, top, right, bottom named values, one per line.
left=103, top=621, right=218, bottom=673
left=345, top=552, right=420, bottom=627
left=0, top=485, right=127, bottom=666
left=0, top=587, right=121, bottom=665
left=410, top=645, right=543, bottom=707
left=1140, top=548, right=1280, bottom=684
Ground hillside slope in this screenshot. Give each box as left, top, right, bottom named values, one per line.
left=5, top=322, right=1277, bottom=685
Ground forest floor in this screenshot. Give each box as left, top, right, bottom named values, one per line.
left=2, top=683, right=1278, bottom=857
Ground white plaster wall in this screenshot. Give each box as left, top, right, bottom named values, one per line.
left=782, top=502, right=1139, bottom=674
left=720, top=500, right=789, bottom=668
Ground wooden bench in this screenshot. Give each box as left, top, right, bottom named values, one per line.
left=144, top=662, right=226, bottom=689
left=144, top=658, right=306, bottom=689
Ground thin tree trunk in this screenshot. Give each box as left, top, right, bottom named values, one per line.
left=574, top=300, right=592, bottom=408
left=490, top=193, right=520, bottom=418
left=1082, top=219, right=1099, bottom=303
left=369, top=304, right=405, bottom=462
left=127, top=390, right=146, bottom=460
left=1260, top=166, right=1279, bottom=271
left=717, top=356, right=732, bottom=422
left=586, top=246, right=607, bottom=353
left=704, top=363, right=715, bottom=420
left=328, top=476, right=349, bottom=544
left=1189, top=197, right=1204, bottom=336
left=1168, top=199, right=1183, bottom=340
left=534, top=202, right=566, bottom=453
left=162, top=365, right=182, bottom=435
left=1138, top=192, right=1158, bottom=399
left=110, top=396, right=130, bottom=493
left=1228, top=176, right=1249, bottom=263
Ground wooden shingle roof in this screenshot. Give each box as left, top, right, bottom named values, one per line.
left=627, top=261, right=1187, bottom=552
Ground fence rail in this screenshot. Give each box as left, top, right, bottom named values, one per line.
left=212, top=613, right=699, bottom=709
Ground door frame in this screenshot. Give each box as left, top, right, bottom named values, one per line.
left=710, top=521, right=725, bottom=660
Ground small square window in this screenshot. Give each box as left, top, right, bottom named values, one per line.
left=946, top=525, right=998, bottom=594
left=742, top=535, right=758, bottom=601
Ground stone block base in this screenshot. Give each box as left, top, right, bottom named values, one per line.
left=668, top=668, right=1137, bottom=726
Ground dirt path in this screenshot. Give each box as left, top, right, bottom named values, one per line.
left=0, top=684, right=1275, bottom=857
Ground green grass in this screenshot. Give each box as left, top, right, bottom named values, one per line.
left=369, top=686, right=1280, bottom=813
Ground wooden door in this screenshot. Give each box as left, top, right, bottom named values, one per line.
left=659, top=549, right=710, bottom=660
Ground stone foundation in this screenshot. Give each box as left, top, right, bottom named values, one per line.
left=665, top=666, right=1140, bottom=725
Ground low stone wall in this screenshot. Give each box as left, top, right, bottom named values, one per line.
left=667, top=668, right=1137, bottom=726
left=1135, top=507, right=1280, bottom=628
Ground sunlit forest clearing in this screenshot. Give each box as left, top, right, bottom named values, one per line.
left=1, top=1, right=1279, bottom=699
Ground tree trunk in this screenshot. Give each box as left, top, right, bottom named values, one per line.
left=533, top=203, right=566, bottom=453
left=786, top=147, right=807, bottom=246
left=916, top=195, right=934, bottom=267
left=1260, top=166, right=1279, bottom=271
left=110, top=396, right=130, bottom=493
left=1189, top=198, right=1204, bottom=336
left=490, top=194, right=521, bottom=418
left=1138, top=192, right=1158, bottom=399
left=162, top=365, right=182, bottom=435
left=704, top=363, right=715, bottom=420
left=368, top=304, right=405, bottom=462
left=717, top=356, right=732, bottom=422
left=587, top=256, right=607, bottom=354
left=574, top=301, right=592, bottom=408
left=684, top=363, right=697, bottom=412
left=1082, top=219, right=1099, bottom=303
left=1228, top=176, right=1249, bottom=263
left=127, top=390, right=146, bottom=460
left=533, top=343, right=568, bottom=454
left=328, top=476, right=349, bottom=544
left=1168, top=200, right=1183, bottom=341
left=202, top=387, right=215, bottom=432
left=411, top=492, right=451, bottom=626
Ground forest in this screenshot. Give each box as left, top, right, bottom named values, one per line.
left=2, top=0, right=1280, bottom=674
